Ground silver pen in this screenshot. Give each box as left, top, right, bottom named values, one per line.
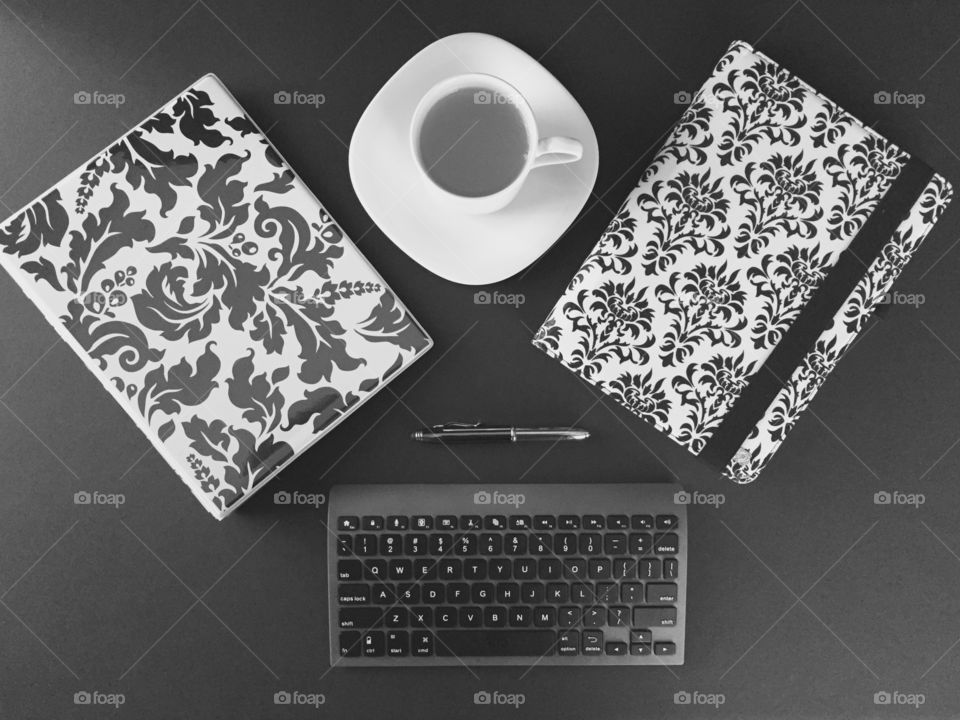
left=411, top=421, right=590, bottom=443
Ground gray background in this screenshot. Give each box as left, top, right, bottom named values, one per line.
left=1, top=1, right=959, bottom=718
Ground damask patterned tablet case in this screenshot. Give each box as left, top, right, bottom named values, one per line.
left=534, top=40, right=952, bottom=484
left=0, top=74, right=432, bottom=519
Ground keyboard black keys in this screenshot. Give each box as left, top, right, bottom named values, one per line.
left=328, top=482, right=686, bottom=666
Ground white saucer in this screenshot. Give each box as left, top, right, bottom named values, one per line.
left=349, top=33, right=599, bottom=286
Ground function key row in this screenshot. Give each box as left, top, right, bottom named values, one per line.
left=338, top=514, right=678, bottom=532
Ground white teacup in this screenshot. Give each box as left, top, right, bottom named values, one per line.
left=410, top=73, right=583, bottom=214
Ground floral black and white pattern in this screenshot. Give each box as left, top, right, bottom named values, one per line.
left=533, top=41, right=952, bottom=484
left=0, top=75, right=431, bottom=518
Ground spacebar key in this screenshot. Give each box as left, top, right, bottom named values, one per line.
left=435, top=631, right=555, bottom=657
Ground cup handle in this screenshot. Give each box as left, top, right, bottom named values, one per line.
left=531, top=136, right=583, bottom=168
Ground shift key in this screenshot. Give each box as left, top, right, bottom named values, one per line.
left=632, top=606, right=677, bottom=627
left=339, top=607, right=382, bottom=629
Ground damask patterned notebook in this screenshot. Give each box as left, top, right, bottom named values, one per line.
left=0, top=74, right=431, bottom=519
left=534, top=40, right=952, bottom=484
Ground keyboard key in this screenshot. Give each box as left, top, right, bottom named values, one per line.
left=664, top=558, right=679, bottom=579
left=630, top=643, right=651, bottom=656
left=480, top=534, right=502, bottom=555
left=410, top=607, right=432, bottom=627
left=646, top=582, right=678, bottom=603
left=460, top=607, right=482, bottom=627
left=362, top=516, right=384, bottom=531
left=588, top=558, right=611, bottom=579
left=397, top=584, right=419, bottom=604
left=355, top=534, right=377, bottom=556
left=559, top=515, right=579, bottom=530
left=530, top=534, right=552, bottom=555
left=472, top=583, right=494, bottom=604
left=607, top=515, right=629, bottom=529
left=639, top=558, right=661, bottom=580
left=538, top=559, right=561, bottom=579
left=513, top=559, right=536, bottom=579
left=372, top=584, right=395, bottom=604
left=605, top=534, right=627, bottom=555
left=621, top=583, right=643, bottom=603
left=461, top=516, right=482, bottom=530
left=655, top=533, right=679, bottom=554
left=632, top=606, right=677, bottom=628
left=340, top=608, right=382, bottom=629
left=613, top=558, right=635, bottom=579
left=631, top=514, right=653, bottom=530
left=338, top=584, right=370, bottom=605
left=608, top=606, right=630, bottom=626
left=583, top=515, right=604, bottom=530
left=463, top=559, right=486, bottom=580
left=571, top=583, right=593, bottom=603
left=534, top=607, right=556, bottom=626
left=436, top=607, right=457, bottom=627
left=412, top=516, right=432, bottom=530
left=380, top=534, right=402, bottom=555
left=484, top=515, right=506, bottom=530
left=384, top=608, right=407, bottom=628
left=496, top=583, right=519, bottom=603
left=509, top=607, right=532, bottom=627
left=489, top=559, right=511, bottom=579
left=509, top=515, right=531, bottom=530
left=363, top=560, right=386, bottom=580
left=412, top=631, right=433, bottom=656
left=387, top=515, right=408, bottom=531
left=582, top=630, right=603, bottom=655
left=455, top=533, right=477, bottom=555
left=339, top=630, right=361, bottom=656
left=654, top=641, right=676, bottom=656
left=505, top=534, right=527, bottom=555
left=596, top=583, right=617, bottom=603
left=412, top=559, right=435, bottom=581
left=563, top=559, right=587, bottom=579
left=423, top=584, right=443, bottom=603
left=558, top=607, right=580, bottom=627
left=583, top=608, right=604, bottom=627
left=558, top=630, right=579, bottom=655
left=522, top=582, right=545, bottom=603
left=579, top=533, right=602, bottom=555
left=605, top=641, right=627, bottom=656
left=556, top=533, right=576, bottom=554
left=484, top=607, right=507, bottom=627
left=338, top=516, right=359, bottom=531
left=336, top=535, right=352, bottom=556
left=337, top=560, right=362, bottom=581
left=362, top=631, right=385, bottom=656
left=386, top=630, right=408, bottom=657
left=431, top=533, right=453, bottom=555
left=533, top=515, right=555, bottom=530
left=405, top=534, right=427, bottom=556
left=435, top=630, right=555, bottom=657
left=656, top=515, right=679, bottom=531
left=447, top=583, right=469, bottom=603
left=630, top=629, right=652, bottom=644
left=389, top=560, right=412, bottom=581
left=629, top=533, right=652, bottom=554
left=547, top=583, right=569, bottom=603
left=438, top=559, right=461, bottom=580
left=438, top=515, right=457, bottom=530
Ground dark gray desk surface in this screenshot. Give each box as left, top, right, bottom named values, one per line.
left=1, top=1, right=960, bottom=717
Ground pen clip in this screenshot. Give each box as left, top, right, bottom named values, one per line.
left=433, top=420, right=483, bottom=431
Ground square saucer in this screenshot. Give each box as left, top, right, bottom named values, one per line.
left=349, top=33, right=599, bottom=285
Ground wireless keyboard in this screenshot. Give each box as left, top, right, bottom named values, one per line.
left=327, top=483, right=687, bottom=666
